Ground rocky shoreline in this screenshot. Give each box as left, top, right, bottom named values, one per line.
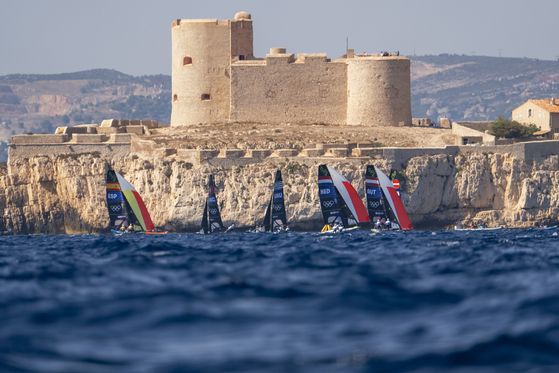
left=1, top=146, right=558, bottom=234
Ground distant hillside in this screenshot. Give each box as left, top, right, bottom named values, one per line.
left=0, top=56, right=558, bottom=161
left=0, top=68, right=171, bottom=161
left=409, top=54, right=559, bottom=122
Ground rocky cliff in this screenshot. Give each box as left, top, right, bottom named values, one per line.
left=0, top=150, right=558, bottom=234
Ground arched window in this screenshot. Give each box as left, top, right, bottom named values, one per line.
left=173, top=94, right=178, bottom=102
left=201, top=93, right=211, bottom=101
left=183, top=56, right=193, bottom=66
left=528, top=109, right=532, bottom=117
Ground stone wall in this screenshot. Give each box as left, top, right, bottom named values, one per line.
left=452, top=122, right=496, bottom=145
left=230, top=52, right=348, bottom=125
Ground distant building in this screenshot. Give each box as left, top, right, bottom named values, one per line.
left=512, top=98, right=559, bottom=139
left=170, top=12, right=412, bottom=127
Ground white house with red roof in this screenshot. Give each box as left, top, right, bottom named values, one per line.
left=511, top=98, right=559, bottom=139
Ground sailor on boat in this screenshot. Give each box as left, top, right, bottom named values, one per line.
left=385, top=218, right=391, bottom=229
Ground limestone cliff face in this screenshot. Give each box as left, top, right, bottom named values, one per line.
left=1, top=151, right=558, bottom=234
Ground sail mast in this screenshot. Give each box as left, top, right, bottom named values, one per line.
left=263, top=196, right=272, bottom=232
left=201, top=199, right=209, bottom=234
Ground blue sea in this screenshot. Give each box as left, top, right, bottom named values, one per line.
left=1, top=230, right=559, bottom=372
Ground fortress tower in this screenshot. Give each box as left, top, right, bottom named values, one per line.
left=346, top=58, right=412, bottom=126
left=171, top=12, right=253, bottom=126
left=170, top=12, right=412, bottom=127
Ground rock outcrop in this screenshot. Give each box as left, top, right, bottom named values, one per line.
left=1, top=150, right=558, bottom=234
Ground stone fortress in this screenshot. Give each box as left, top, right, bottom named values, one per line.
left=6, top=10, right=559, bottom=235
left=170, top=12, right=412, bottom=127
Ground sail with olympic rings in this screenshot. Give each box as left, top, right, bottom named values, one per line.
left=318, top=165, right=369, bottom=228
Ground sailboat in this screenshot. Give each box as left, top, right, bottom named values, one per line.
left=200, top=175, right=225, bottom=234
left=258, top=169, right=289, bottom=233
left=318, top=164, right=370, bottom=232
left=106, top=170, right=167, bottom=234
left=367, top=166, right=412, bottom=230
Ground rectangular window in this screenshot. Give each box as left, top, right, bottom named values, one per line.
left=520, top=112, right=523, bottom=119
left=539, top=111, right=542, bottom=118
left=555, top=128, right=559, bottom=134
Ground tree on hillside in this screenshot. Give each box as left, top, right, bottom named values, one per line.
left=491, top=116, right=538, bottom=139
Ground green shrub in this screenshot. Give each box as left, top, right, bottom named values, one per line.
left=491, top=116, right=538, bottom=139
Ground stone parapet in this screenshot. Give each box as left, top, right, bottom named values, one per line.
left=8, top=143, right=131, bottom=161
left=275, top=149, right=298, bottom=157
left=301, top=148, right=324, bottom=157
left=177, top=149, right=219, bottom=164
left=412, top=118, right=432, bottom=126
left=324, top=148, right=348, bottom=157
left=109, top=134, right=132, bottom=143
left=352, top=148, right=383, bottom=157
left=97, top=127, right=126, bottom=134
left=101, top=119, right=119, bottom=127
left=72, top=134, right=106, bottom=143
left=142, top=120, right=159, bottom=128
left=11, top=134, right=68, bottom=145
left=125, top=126, right=144, bottom=135
left=316, top=143, right=349, bottom=150
left=246, top=149, right=272, bottom=158
left=219, top=149, right=246, bottom=159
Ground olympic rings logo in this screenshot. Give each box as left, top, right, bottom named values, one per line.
left=110, top=205, right=121, bottom=212
left=323, top=200, right=335, bottom=208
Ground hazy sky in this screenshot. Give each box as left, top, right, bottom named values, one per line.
left=2, top=0, right=558, bottom=77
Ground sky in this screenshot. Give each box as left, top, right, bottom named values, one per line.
left=2, top=0, right=558, bottom=77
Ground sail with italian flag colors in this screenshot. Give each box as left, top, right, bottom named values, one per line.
left=374, top=166, right=413, bottom=230
left=321, top=165, right=370, bottom=227
left=106, top=170, right=155, bottom=232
